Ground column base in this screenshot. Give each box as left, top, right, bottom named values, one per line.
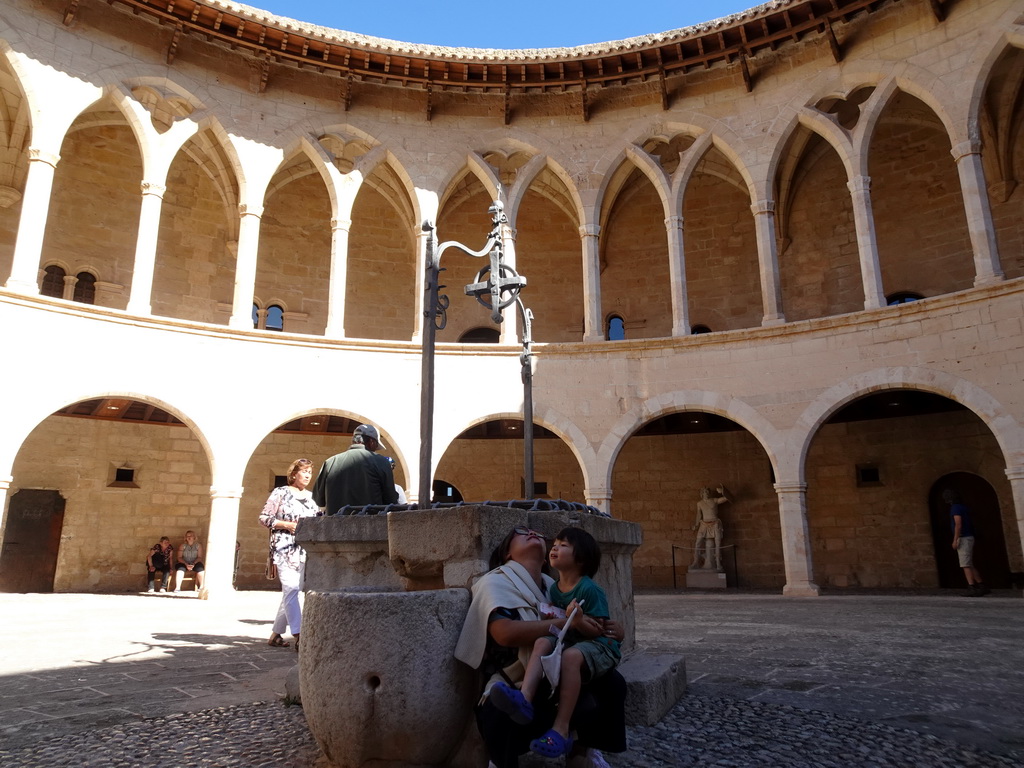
left=3, top=278, right=39, bottom=295
left=782, top=581, right=821, bottom=597
left=974, top=273, right=1005, bottom=287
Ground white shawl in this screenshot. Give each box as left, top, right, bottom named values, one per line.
left=454, top=560, right=554, bottom=670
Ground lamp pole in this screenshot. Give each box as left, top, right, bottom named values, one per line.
left=517, top=298, right=535, bottom=499
left=419, top=201, right=527, bottom=507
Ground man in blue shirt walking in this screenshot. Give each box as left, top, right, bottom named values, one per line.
left=942, top=489, right=990, bottom=597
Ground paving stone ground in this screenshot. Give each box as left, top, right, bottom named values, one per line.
left=0, top=589, right=1021, bottom=766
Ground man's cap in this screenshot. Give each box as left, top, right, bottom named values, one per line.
left=354, top=424, right=386, bottom=449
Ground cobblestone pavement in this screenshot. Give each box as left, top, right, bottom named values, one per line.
left=0, top=590, right=1021, bottom=766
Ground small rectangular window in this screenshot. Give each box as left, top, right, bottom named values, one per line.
left=108, top=465, right=139, bottom=488
left=856, top=464, right=882, bottom=487
left=273, top=475, right=288, bottom=489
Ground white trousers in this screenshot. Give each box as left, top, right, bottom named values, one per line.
left=272, top=559, right=304, bottom=636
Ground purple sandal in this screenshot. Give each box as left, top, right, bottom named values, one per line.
left=530, top=729, right=573, bottom=758
left=488, top=681, right=534, bottom=724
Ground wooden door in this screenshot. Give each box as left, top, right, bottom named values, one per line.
left=929, top=473, right=1011, bottom=589
left=0, top=489, right=66, bottom=592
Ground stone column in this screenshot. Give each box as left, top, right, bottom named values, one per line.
left=774, top=481, right=820, bottom=596
left=5, top=149, right=60, bottom=294
left=950, top=140, right=1004, bottom=286
left=665, top=215, right=690, bottom=336
left=0, top=475, right=12, bottom=530
left=411, top=227, right=430, bottom=343
left=126, top=182, right=166, bottom=315
left=325, top=217, right=351, bottom=338
left=229, top=205, right=263, bottom=330
left=61, top=274, right=78, bottom=300
left=1005, top=466, right=1024, bottom=574
left=580, top=224, right=603, bottom=342
left=499, top=223, right=520, bottom=345
left=585, top=486, right=612, bottom=516
left=847, top=176, right=885, bottom=310
left=206, top=487, right=243, bottom=598
left=750, top=199, right=785, bottom=325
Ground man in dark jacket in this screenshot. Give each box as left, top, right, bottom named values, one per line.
left=312, top=424, right=399, bottom=514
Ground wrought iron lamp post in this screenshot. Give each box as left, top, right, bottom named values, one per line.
left=418, top=201, right=533, bottom=507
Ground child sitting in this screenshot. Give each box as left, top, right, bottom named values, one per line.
left=489, top=526, right=621, bottom=759
left=146, top=537, right=175, bottom=592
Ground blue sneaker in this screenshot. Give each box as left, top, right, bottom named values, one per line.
left=489, top=681, right=534, bottom=724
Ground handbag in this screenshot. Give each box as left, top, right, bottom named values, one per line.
left=265, top=556, right=278, bottom=581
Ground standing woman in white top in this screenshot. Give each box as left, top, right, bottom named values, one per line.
left=259, top=458, right=320, bottom=649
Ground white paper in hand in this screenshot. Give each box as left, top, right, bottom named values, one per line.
left=539, top=599, right=584, bottom=689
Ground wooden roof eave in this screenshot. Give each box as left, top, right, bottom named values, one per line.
left=108, top=0, right=900, bottom=93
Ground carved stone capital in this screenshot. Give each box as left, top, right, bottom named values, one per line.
left=140, top=181, right=166, bottom=197
left=846, top=175, right=871, bottom=194
left=1005, top=466, right=1024, bottom=482
left=238, top=203, right=264, bottom=218
left=950, top=140, right=982, bottom=162
left=578, top=224, right=601, bottom=239
left=27, top=148, right=61, bottom=167
left=331, top=218, right=353, bottom=232
left=210, top=487, right=245, bottom=500
left=750, top=199, right=775, bottom=216
left=773, top=481, right=808, bottom=496
left=0, top=185, right=22, bottom=208
left=664, top=215, right=684, bottom=230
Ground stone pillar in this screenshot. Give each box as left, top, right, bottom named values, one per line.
left=411, top=227, right=430, bottom=343
left=325, top=217, right=351, bottom=338
left=205, top=487, right=243, bottom=598
left=126, top=181, right=166, bottom=315
left=774, top=481, right=820, bottom=596
left=61, top=274, right=78, bottom=300
left=585, top=486, right=612, bottom=517
left=847, top=176, right=885, bottom=310
left=0, top=475, right=12, bottom=531
left=665, top=215, right=690, bottom=336
left=1005, top=466, right=1024, bottom=576
left=950, top=140, right=1004, bottom=286
left=4, top=148, right=60, bottom=294
left=750, top=199, right=785, bottom=325
left=229, top=205, right=263, bottom=330
left=499, top=223, right=519, bottom=345
left=580, top=224, right=603, bottom=342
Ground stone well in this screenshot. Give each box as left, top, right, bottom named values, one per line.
left=296, top=504, right=684, bottom=767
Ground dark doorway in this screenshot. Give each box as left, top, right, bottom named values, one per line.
left=0, top=489, right=66, bottom=592
left=929, top=473, right=1011, bottom=589
left=432, top=479, right=463, bottom=504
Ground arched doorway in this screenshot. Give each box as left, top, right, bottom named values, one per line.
left=928, top=473, right=1011, bottom=589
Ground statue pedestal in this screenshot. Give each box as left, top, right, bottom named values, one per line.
left=686, top=569, right=727, bottom=589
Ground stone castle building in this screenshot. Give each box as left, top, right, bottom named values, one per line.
left=0, top=0, right=1021, bottom=597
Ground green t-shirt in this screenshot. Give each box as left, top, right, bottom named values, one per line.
left=548, top=575, right=620, bottom=657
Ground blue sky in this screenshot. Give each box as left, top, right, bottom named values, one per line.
left=250, top=1, right=761, bottom=49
